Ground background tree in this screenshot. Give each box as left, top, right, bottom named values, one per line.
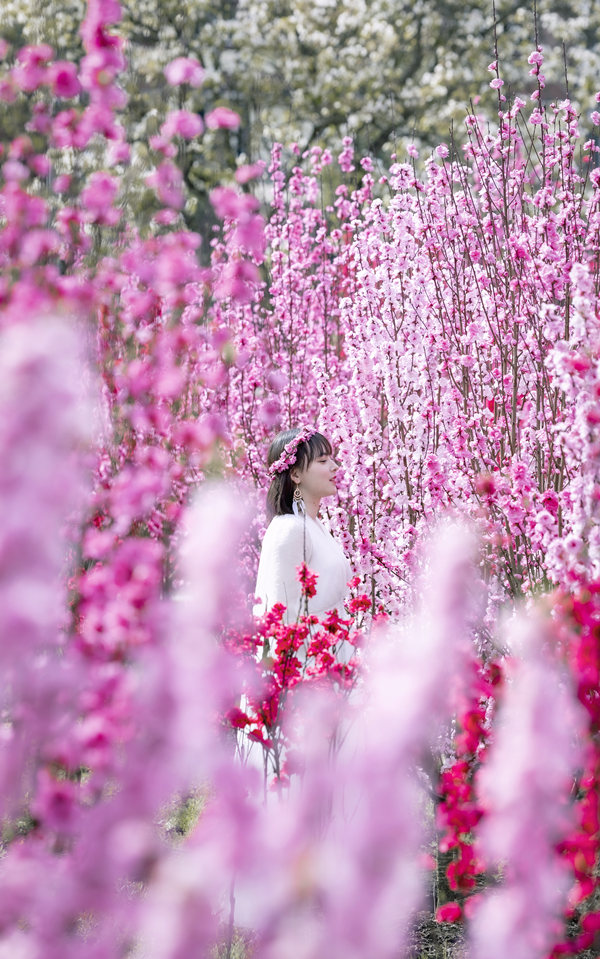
left=3, top=0, right=600, bottom=236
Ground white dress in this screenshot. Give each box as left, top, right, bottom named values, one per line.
left=254, top=513, right=351, bottom=624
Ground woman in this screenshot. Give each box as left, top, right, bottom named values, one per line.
left=254, top=426, right=351, bottom=624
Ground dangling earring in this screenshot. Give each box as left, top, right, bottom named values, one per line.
left=292, top=485, right=305, bottom=517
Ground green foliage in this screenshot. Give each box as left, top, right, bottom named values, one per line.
left=160, top=789, right=207, bottom=840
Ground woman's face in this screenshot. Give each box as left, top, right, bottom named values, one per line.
left=291, top=450, right=339, bottom=501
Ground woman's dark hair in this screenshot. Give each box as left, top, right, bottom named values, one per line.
left=266, top=428, right=332, bottom=518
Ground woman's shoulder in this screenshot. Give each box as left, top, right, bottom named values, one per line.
left=263, top=514, right=312, bottom=552
left=265, top=513, right=304, bottom=537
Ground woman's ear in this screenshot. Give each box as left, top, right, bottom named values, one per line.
left=290, top=467, right=300, bottom=484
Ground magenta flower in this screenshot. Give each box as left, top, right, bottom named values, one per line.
left=48, top=61, right=81, bottom=98
left=436, top=902, right=462, bottom=922
left=79, top=0, right=122, bottom=51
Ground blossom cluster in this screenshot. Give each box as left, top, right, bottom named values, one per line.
left=267, top=426, right=317, bottom=476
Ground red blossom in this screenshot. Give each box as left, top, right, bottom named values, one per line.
left=436, top=902, right=463, bottom=922
left=297, top=562, right=318, bottom=598
left=226, top=707, right=250, bottom=729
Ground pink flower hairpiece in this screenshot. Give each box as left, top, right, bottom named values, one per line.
left=268, top=426, right=317, bottom=477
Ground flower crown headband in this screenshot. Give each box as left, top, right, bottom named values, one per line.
left=268, top=426, right=317, bottom=477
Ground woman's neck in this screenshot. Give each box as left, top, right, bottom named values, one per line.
left=303, top=495, right=320, bottom=520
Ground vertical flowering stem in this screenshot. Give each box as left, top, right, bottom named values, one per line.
left=0, top=314, right=91, bottom=821
left=470, top=616, right=586, bottom=959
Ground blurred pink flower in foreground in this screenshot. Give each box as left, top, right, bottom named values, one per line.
left=470, top=616, right=586, bottom=959
left=0, top=312, right=92, bottom=821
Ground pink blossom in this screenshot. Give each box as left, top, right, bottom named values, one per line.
left=30, top=769, right=77, bottom=832
left=107, top=139, right=131, bottom=164
left=153, top=208, right=178, bottom=226
left=210, top=186, right=259, bottom=219
left=50, top=108, right=83, bottom=148
left=48, top=60, right=81, bottom=98
left=148, top=133, right=177, bottom=158
left=28, top=154, right=51, bottom=177
left=233, top=213, right=265, bottom=258
left=164, top=55, right=205, bottom=87
left=79, top=49, right=126, bottom=102
left=2, top=159, right=29, bottom=181
left=80, top=170, right=121, bottom=224
left=0, top=77, right=16, bottom=102
left=79, top=0, right=122, bottom=51
left=19, top=228, right=60, bottom=265
left=265, top=368, right=287, bottom=392
left=145, top=161, right=185, bottom=209
left=205, top=106, right=241, bottom=130
left=257, top=397, right=281, bottom=427
left=213, top=258, right=260, bottom=303
left=235, top=160, right=266, bottom=184
left=0, top=31, right=599, bottom=955
left=338, top=135, right=355, bottom=172
left=11, top=44, right=53, bottom=92
left=160, top=108, right=204, bottom=140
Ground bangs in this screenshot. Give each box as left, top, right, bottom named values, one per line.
left=296, top=431, right=332, bottom=470
left=307, top=432, right=332, bottom=460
